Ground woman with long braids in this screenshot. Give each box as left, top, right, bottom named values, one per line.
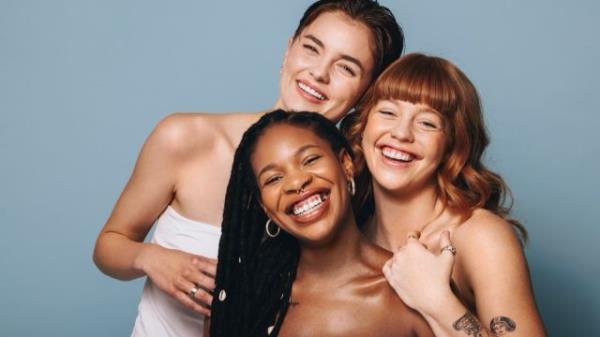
left=210, top=110, right=434, bottom=337
left=343, top=53, right=547, bottom=336
left=93, top=1, right=404, bottom=336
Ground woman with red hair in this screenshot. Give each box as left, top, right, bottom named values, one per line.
left=343, top=53, right=546, bottom=337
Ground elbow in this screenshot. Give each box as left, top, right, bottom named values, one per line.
left=92, top=234, right=107, bottom=274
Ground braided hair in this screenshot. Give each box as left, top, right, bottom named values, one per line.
left=210, top=110, right=354, bottom=337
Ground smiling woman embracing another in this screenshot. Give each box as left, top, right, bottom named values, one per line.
left=343, top=53, right=547, bottom=337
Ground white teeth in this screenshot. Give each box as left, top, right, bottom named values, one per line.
left=292, top=194, right=326, bottom=216
left=298, top=82, right=325, bottom=100
left=382, top=147, right=414, bottom=162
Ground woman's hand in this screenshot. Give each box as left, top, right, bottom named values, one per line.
left=382, top=231, right=456, bottom=316
left=136, top=244, right=217, bottom=316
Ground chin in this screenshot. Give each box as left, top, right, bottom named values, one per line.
left=289, top=101, right=326, bottom=115
left=374, top=178, right=411, bottom=193
left=295, top=225, right=338, bottom=246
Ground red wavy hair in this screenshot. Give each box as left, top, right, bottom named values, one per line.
left=342, top=53, right=526, bottom=240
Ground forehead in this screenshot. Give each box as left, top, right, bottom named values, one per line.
left=251, top=124, right=331, bottom=171
left=299, top=12, right=374, bottom=65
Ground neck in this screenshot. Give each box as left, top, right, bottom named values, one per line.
left=296, top=211, right=366, bottom=281
left=273, top=98, right=286, bottom=111
left=368, top=180, right=441, bottom=251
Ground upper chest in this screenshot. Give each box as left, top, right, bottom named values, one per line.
left=278, top=287, right=416, bottom=337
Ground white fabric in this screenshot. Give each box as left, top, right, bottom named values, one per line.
left=131, top=206, right=221, bottom=337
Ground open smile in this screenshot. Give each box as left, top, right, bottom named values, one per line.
left=379, top=146, right=417, bottom=165
left=286, top=190, right=330, bottom=223
left=296, top=80, right=327, bottom=103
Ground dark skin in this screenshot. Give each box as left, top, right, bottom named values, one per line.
left=252, top=125, right=434, bottom=337
left=282, top=240, right=432, bottom=337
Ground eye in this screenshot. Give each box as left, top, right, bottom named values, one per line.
left=419, top=120, right=439, bottom=128
left=303, top=154, right=321, bottom=165
left=339, top=64, right=356, bottom=76
left=264, top=175, right=282, bottom=186
left=416, top=115, right=443, bottom=130
left=303, top=44, right=318, bottom=54
left=378, top=110, right=396, bottom=117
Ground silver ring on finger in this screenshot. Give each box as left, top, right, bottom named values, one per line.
left=440, top=244, right=457, bottom=256
left=188, top=285, right=200, bottom=299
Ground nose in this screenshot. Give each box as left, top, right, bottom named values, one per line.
left=390, top=118, right=414, bottom=142
left=309, top=59, right=330, bottom=84
left=284, top=169, right=313, bottom=194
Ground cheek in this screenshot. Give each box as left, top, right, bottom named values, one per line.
left=424, top=135, right=447, bottom=164
left=362, top=117, right=385, bottom=145
left=259, top=189, right=279, bottom=214
left=333, top=77, right=365, bottom=101
left=285, top=47, right=312, bottom=72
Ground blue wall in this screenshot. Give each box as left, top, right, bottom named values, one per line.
left=1, top=1, right=598, bottom=336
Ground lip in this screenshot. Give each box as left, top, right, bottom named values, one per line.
left=295, top=80, right=328, bottom=104
left=285, top=188, right=331, bottom=224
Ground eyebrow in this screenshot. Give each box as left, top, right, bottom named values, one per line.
left=256, top=144, right=320, bottom=180
left=303, top=34, right=365, bottom=73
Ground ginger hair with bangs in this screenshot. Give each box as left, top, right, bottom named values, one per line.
left=342, top=53, right=526, bottom=240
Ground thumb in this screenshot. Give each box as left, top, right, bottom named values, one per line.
left=439, top=230, right=451, bottom=247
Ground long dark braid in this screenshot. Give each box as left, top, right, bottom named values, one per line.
left=210, top=110, right=354, bottom=337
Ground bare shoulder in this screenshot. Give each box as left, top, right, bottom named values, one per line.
left=451, top=209, right=525, bottom=277
left=452, top=209, right=522, bottom=249
left=148, top=112, right=261, bottom=156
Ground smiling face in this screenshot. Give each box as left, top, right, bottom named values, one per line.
left=277, top=11, right=375, bottom=123
left=251, top=124, right=354, bottom=246
left=361, top=99, right=447, bottom=195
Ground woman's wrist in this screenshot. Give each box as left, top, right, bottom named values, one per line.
left=419, top=289, right=465, bottom=324
left=133, top=242, right=155, bottom=275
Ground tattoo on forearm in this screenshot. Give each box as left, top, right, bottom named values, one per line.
left=453, top=312, right=484, bottom=337
left=490, top=316, right=516, bottom=336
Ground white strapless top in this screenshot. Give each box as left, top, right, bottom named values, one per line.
left=131, top=206, right=221, bottom=337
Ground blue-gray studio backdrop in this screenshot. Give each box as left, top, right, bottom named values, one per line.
left=1, top=1, right=598, bottom=336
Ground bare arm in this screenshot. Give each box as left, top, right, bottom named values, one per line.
left=384, top=218, right=546, bottom=337
left=93, top=113, right=217, bottom=315
left=453, top=214, right=546, bottom=337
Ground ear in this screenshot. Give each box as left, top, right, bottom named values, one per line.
left=338, top=148, right=355, bottom=180
left=282, top=37, right=294, bottom=68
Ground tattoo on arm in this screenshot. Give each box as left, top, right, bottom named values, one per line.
left=453, top=312, right=484, bottom=337
left=490, top=316, right=516, bottom=336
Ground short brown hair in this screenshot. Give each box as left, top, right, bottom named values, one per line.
left=293, top=0, right=404, bottom=78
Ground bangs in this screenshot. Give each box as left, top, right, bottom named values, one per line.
left=366, top=54, right=461, bottom=116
